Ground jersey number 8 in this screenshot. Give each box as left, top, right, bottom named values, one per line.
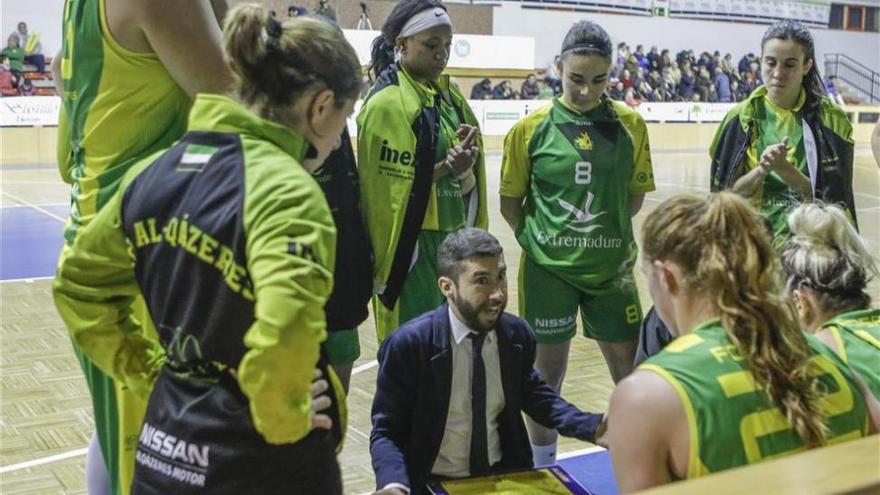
left=575, top=161, right=593, bottom=185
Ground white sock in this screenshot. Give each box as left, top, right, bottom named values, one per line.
left=531, top=442, right=558, bottom=468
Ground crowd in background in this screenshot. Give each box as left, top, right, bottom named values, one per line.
left=1, top=21, right=46, bottom=97
left=470, top=42, right=848, bottom=106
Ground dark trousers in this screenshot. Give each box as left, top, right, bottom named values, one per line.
left=25, top=54, right=45, bottom=73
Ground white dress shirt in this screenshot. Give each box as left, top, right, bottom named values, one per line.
left=430, top=307, right=505, bottom=478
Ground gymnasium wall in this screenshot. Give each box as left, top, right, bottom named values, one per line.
left=230, top=0, right=493, bottom=34
left=492, top=3, right=880, bottom=73
left=2, top=0, right=63, bottom=57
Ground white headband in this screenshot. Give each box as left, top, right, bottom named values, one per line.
left=399, top=7, right=452, bottom=38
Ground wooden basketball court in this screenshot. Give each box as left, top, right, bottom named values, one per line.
left=1, top=142, right=878, bottom=493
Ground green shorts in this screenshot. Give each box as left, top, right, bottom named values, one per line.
left=519, top=255, right=642, bottom=344
left=325, top=328, right=361, bottom=366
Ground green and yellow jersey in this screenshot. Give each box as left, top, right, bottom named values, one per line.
left=821, top=308, right=880, bottom=400
left=641, top=320, right=869, bottom=478
left=745, top=88, right=808, bottom=241
left=59, top=0, right=189, bottom=244
left=500, top=96, right=655, bottom=292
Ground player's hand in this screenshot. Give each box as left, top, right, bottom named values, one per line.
left=445, top=125, right=479, bottom=177
left=759, top=137, right=789, bottom=173
left=311, top=368, right=333, bottom=431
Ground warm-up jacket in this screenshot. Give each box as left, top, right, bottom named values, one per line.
left=53, top=94, right=339, bottom=446
left=709, top=86, right=856, bottom=227
left=357, top=65, right=488, bottom=309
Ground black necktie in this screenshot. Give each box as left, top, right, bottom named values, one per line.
left=469, top=332, right=489, bottom=476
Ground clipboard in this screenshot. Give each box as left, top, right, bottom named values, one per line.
left=427, top=465, right=594, bottom=495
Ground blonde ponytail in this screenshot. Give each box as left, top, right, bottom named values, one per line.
left=642, top=192, right=829, bottom=448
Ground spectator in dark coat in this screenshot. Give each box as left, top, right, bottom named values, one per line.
left=678, top=67, right=695, bottom=100
left=470, top=78, right=492, bottom=100
left=713, top=67, right=732, bottom=102
left=492, top=80, right=515, bottom=100
left=520, top=74, right=539, bottom=100
left=647, top=45, right=661, bottom=71
left=608, top=81, right=625, bottom=101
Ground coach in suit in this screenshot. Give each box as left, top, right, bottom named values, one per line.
left=370, top=228, right=604, bottom=495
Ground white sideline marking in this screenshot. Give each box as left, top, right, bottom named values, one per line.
left=352, top=359, right=379, bottom=375
left=0, top=448, right=88, bottom=474
left=1, top=191, right=66, bottom=222
left=0, top=276, right=53, bottom=284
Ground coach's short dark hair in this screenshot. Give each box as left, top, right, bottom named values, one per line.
left=438, top=228, right=503, bottom=283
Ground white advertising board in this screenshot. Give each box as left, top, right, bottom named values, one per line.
left=1, top=96, right=61, bottom=127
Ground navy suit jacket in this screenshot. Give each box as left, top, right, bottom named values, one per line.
left=370, top=304, right=602, bottom=494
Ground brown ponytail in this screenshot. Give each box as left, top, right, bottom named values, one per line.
left=223, top=4, right=362, bottom=120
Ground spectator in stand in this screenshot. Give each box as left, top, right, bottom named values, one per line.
left=609, top=81, right=625, bottom=101
left=470, top=77, right=492, bottom=100
left=617, top=42, right=628, bottom=67
left=314, top=0, right=337, bottom=22
left=730, top=79, right=747, bottom=102
left=623, top=47, right=638, bottom=75
left=492, top=79, right=515, bottom=100
left=668, top=61, right=681, bottom=87
left=707, top=82, right=718, bottom=103
left=635, top=45, right=649, bottom=70
left=824, top=75, right=846, bottom=106
left=0, top=57, right=18, bottom=96
left=695, top=65, right=712, bottom=102
left=738, top=52, right=755, bottom=75
left=1, top=35, right=24, bottom=80
left=621, top=68, right=633, bottom=89
left=624, top=87, right=641, bottom=107
left=13, top=22, right=44, bottom=73
left=710, top=51, right=721, bottom=74
left=678, top=66, right=695, bottom=100
left=714, top=67, right=732, bottom=102
left=18, top=77, right=34, bottom=96
left=536, top=78, right=555, bottom=99
left=721, top=53, right=736, bottom=76
left=647, top=45, right=661, bottom=71
left=637, top=80, right=653, bottom=100
left=659, top=49, right=672, bottom=69
left=520, top=74, right=539, bottom=100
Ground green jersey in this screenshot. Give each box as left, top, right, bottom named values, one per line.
left=746, top=89, right=809, bottom=243
left=57, top=1, right=190, bottom=493
left=822, top=308, right=880, bottom=401
left=500, top=97, right=655, bottom=292
left=59, top=0, right=190, bottom=244
left=641, top=320, right=869, bottom=479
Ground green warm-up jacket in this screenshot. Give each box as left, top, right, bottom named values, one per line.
left=53, top=94, right=339, bottom=445
left=357, top=65, right=488, bottom=309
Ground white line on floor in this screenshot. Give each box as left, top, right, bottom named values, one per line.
left=1, top=191, right=67, bottom=222
left=0, top=359, right=379, bottom=473
left=352, top=360, right=378, bottom=375
left=0, top=276, right=54, bottom=284
left=0, top=448, right=88, bottom=474
left=0, top=202, right=68, bottom=208
left=557, top=445, right=606, bottom=459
